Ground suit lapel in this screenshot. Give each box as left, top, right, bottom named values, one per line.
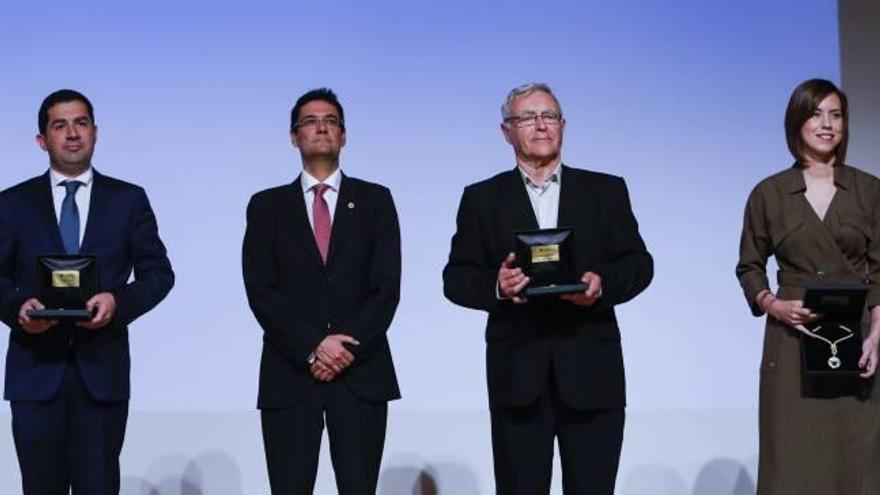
left=326, top=174, right=355, bottom=266
left=503, top=168, right=539, bottom=231
left=557, top=164, right=581, bottom=228
left=35, top=172, right=65, bottom=252
left=80, top=170, right=104, bottom=253
left=290, top=176, right=326, bottom=268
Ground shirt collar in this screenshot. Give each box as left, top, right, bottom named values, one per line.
left=301, top=167, right=342, bottom=194
left=780, top=163, right=853, bottom=194
left=518, top=161, right=562, bottom=190
left=49, top=167, right=93, bottom=188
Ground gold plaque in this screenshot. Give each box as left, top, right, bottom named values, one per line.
left=531, top=244, right=560, bottom=263
left=51, top=270, right=80, bottom=288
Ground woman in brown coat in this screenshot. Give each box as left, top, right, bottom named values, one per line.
left=737, top=79, right=880, bottom=494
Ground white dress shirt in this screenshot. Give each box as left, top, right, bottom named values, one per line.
left=300, top=168, right=342, bottom=228
left=518, top=161, right=562, bottom=229
left=49, top=167, right=93, bottom=245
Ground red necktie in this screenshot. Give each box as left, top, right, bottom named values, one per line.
left=312, top=183, right=332, bottom=263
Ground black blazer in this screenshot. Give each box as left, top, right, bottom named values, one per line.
left=0, top=170, right=174, bottom=402
left=242, top=174, right=401, bottom=409
left=443, top=165, right=652, bottom=410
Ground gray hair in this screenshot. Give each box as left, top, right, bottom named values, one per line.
left=501, top=82, right=562, bottom=121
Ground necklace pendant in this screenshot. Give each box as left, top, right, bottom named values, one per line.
left=828, top=356, right=842, bottom=369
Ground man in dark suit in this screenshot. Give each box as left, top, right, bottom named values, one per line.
left=0, top=89, right=174, bottom=494
left=443, top=83, right=653, bottom=494
left=242, top=88, right=401, bottom=494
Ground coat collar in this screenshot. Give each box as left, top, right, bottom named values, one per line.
left=326, top=173, right=356, bottom=266
left=503, top=167, right=539, bottom=231
left=36, top=171, right=64, bottom=251
left=779, top=163, right=854, bottom=194
left=505, top=163, right=579, bottom=231
left=80, top=169, right=105, bottom=253
left=556, top=164, right=580, bottom=228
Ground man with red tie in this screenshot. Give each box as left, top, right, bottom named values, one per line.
left=242, top=88, right=402, bottom=494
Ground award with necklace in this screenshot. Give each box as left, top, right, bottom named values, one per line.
left=801, top=283, right=868, bottom=375
left=807, top=324, right=855, bottom=370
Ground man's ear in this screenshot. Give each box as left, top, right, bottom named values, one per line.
left=501, top=123, right=513, bottom=145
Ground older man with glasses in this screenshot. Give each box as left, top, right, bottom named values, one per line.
left=444, top=82, right=653, bottom=494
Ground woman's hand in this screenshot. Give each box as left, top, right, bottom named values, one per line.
left=759, top=291, right=820, bottom=337
left=860, top=307, right=880, bottom=378
left=858, top=333, right=879, bottom=378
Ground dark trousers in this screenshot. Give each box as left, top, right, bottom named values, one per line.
left=490, top=375, right=625, bottom=495
left=261, top=380, right=388, bottom=495
left=10, top=363, right=128, bottom=495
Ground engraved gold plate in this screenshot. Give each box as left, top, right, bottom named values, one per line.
left=51, top=270, right=80, bottom=288
left=531, top=244, right=560, bottom=263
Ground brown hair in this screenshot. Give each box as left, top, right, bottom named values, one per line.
left=784, top=79, right=848, bottom=167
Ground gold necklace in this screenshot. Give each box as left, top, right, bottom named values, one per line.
left=809, top=324, right=855, bottom=369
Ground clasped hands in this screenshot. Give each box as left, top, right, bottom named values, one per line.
left=310, top=334, right=360, bottom=382
left=17, top=293, right=116, bottom=334
left=498, top=252, right=602, bottom=306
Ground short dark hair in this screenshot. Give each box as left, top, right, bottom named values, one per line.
left=38, top=89, right=95, bottom=134
left=784, top=79, right=848, bottom=167
left=290, top=88, right=345, bottom=133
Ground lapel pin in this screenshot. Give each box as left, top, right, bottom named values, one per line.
left=348, top=202, right=355, bottom=209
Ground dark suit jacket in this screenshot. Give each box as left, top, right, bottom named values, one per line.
left=242, top=174, right=401, bottom=409
left=0, top=170, right=174, bottom=402
left=443, top=165, right=652, bottom=410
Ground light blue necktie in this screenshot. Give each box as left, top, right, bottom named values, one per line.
left=59, top=180, right=82, bottom=254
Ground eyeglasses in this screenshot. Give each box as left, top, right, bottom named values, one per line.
left=504, top=111, right=563, bottom=128
left=296, top=116, right=343, bottom=130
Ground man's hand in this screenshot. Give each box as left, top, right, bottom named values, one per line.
left=310, top=360, right=337, bottom=382
left=77, top=292, right=116, bottom=330
left=560, top=272, right=602, bottom=307
left=18, top=298, right=57, bottom=334
left=498, top=252, right=529, bottom=304
left=315, top=334, right=360, bottom=374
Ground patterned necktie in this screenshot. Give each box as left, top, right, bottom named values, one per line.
left=312, top=183, right=332, bottom=263
left=59, top=180, right=82, bottom=254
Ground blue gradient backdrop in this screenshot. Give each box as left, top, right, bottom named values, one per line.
left=0, top=0, right=839, bottom=415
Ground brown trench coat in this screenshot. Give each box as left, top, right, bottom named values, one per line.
left=737, top=164, right=880, bottom=495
